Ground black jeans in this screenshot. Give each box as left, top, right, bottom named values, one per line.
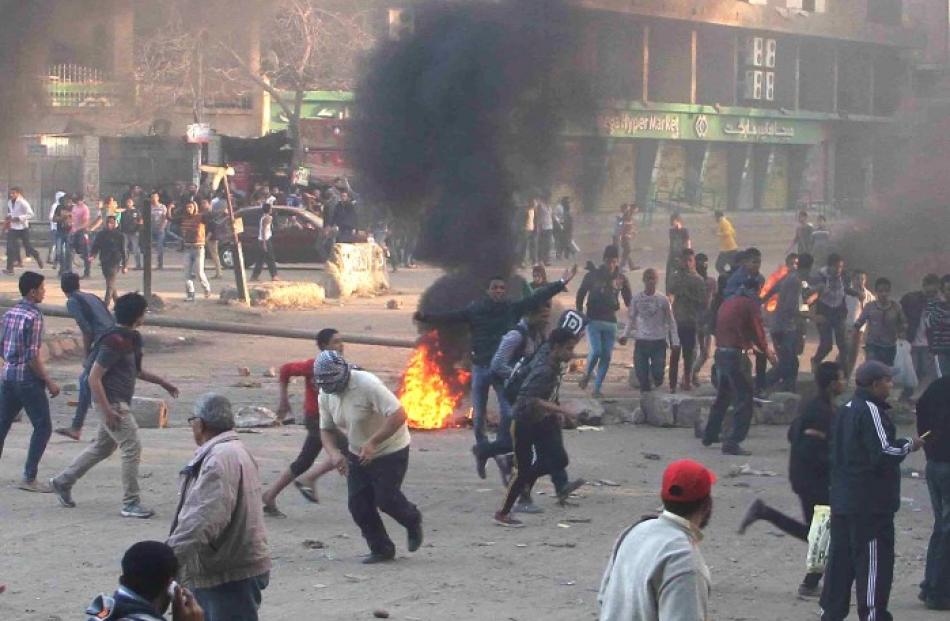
left=669, top=325, right=697, bottom=390
left=766, top=329, right=801, bottom=392
left=102, top=264, right=120, bottom=307
left=924, top=461, right=950, bottom=604
left=252, top=239, right=277, bottom=279
left=346, top=446, right=421, bottom=556
left=634, top=339, right=667, bottom=391
left=500, top=416, right=569, bottom=515
left=704, top=349, right=754, bottom=447
left=6, top=229, right=41, bottom=271
left=820, top=512, right=896, bottom=621
left=814, top=306, right=848, bottom=369
left=289, top=422, right=348, bottom=477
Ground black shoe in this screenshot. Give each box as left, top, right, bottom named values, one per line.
left=556, top=478, right=586, bottom=504
left=722, top=443, right=751, bottom=456
left=472, top=445, right=487, bottom=480
left=738, top=499, right=765, bottom=534
left=701, top=434, right=720, bottom=447
left=362, top=550, right=396, bottom=564
left=407, top=519, right=423, bottom=552
left=797, top=583, right=821, bottom=599
left=926, top=598, right=950, bottom=610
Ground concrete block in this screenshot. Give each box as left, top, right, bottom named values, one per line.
left=675, top=396, right=716, bottom=429
left=318, top=243, right=390, bottom=298
left=48, top=340, right=63, bottom=359
left=58, top=338, right=76, bottom=355
left=754, top=392, right=801, bottom=425
left=562, top=397, right=605, bottom=426
left=641, top=392, right=676, bottom=427
left=220, top=281, right=325, bottom=309
left=235, top=406, right=279, bottom=428
left=129, top=397, right=168, bottom=429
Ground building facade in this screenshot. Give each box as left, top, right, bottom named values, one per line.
left=563, top=0, right=945, bottom=212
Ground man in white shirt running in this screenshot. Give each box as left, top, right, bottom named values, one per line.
left=6, top=187, right=43, bottom=274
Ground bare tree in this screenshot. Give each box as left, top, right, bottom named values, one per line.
left=216, top=0, right=375, bottom=170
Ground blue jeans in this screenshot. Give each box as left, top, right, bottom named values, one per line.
left=0, top=378, right=52, bottom=481
left=766, top=330, right=801, bottom=392
left=585, top=321, right=617, bottom=392
left=470, top=364, right=511, bottom=446
left=153, top=229, right=166, bottom=267
left=924, top=461, right=950, bottom=603
left=704, top=349, right=754, bottom=447
left=70, top=367, right=92, bottom=430
left=634, top=339, right=667, bottom=391
left=194, top=572, right=269, bottom=621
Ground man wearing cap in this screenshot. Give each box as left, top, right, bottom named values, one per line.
left=702, top=281, right=776, bottom=455
left=167, top=393, right=271, bottom=621
left=316, top=350, right=423, bottom=564
left=820, top=360, right=924, bottom=621
left=598, top=459, right=715, bottom=620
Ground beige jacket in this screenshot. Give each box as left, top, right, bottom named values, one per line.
left=167, top=431, right=271, bottom=589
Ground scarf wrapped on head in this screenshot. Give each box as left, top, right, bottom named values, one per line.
left=314, top=350, right=352, bottom=394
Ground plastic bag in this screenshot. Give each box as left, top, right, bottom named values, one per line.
left=893, top=339, right=919, bottom=390
left=806, top=504, right=832, bottom=574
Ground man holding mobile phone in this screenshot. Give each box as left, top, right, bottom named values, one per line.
left=85, top=540, right=204, bottom=621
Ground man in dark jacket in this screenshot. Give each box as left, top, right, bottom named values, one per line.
left=90, top=216, right=127, bottom=308
left=820, top=361, right=924, bottom=621
left=916, top=375, right=950, bottom=609
left=901, top=273, right=941, bottom=399
left=85, top=540, right=204, bottom=621
left=575, top=245, right=631, bottom=397
left=415, top=266, right=577, bottom=466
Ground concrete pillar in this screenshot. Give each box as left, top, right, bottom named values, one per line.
left=82, top=136, right=100, bottom=204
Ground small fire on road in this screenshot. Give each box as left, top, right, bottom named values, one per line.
left=399, top=331, right=470, bottom=430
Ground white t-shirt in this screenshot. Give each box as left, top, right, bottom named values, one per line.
left=259, top=213, right=273, bottom=242
left=319, top=369, right=409, bottom=457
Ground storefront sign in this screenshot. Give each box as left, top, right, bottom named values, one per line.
left=595, top=109, right=826, bottom=144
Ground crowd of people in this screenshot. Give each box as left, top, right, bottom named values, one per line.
left=1, top=199, right=950, bottom=620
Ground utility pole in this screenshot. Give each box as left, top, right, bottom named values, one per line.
left=202, top=164, right=249, bottom=305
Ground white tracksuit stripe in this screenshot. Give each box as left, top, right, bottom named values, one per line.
left=867, top=538, right=877, bottom=621
left=866, top=401, right=909, bottom=456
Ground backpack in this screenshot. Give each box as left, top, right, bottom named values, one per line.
left=502, top=325, right=539, bottom=404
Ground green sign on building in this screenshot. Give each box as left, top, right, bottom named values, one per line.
left=595, top=108, right=827, bottom=144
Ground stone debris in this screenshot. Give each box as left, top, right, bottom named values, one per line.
left=235, top=406, right=279, bottom=428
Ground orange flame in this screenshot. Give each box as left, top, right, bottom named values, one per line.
left=398, top=331, right=471, bottom=430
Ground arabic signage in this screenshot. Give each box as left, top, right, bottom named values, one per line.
left=596, top=110, right=826, bottom=144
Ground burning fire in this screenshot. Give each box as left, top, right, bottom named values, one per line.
left=399, top=331, right=471, bottom=430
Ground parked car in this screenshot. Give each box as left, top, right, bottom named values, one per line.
left=218, top=205, right=331, bottom=268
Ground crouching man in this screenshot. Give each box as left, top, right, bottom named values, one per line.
left=316, top=350, right=423, bottom=564
left=167, top=394, right=271, bottom=621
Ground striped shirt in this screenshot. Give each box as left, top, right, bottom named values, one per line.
left=0, top=300, right=44, bottom=382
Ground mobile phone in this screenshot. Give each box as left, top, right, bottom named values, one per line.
left=167, top=580, right=179, bottom=599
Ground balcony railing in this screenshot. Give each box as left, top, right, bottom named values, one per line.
left=47, top=64, right=119, bottom=108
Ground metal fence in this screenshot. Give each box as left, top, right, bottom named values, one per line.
left=47, top=64, right=118, bottom=108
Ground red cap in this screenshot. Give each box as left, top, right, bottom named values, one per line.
left=661, top=459, right=717, bottom=503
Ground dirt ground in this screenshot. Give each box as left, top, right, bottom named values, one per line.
left=0, top=211, right=940, bottom=620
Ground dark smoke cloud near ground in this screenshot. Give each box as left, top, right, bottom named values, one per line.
left=352, top=0, right=595, bottom=279
left=836, top=118, right=950, bottom=291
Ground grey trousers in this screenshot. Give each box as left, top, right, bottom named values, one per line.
left=54, top=402, right=141, bottom=506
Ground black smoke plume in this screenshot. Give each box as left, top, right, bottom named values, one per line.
left=352, top=0, right=594, bottom=279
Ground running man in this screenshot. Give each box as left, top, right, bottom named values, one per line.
left=261, top=328, right=349, bottom=517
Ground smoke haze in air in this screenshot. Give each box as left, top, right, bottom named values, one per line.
left=352, top=0, right=594, bottom=277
